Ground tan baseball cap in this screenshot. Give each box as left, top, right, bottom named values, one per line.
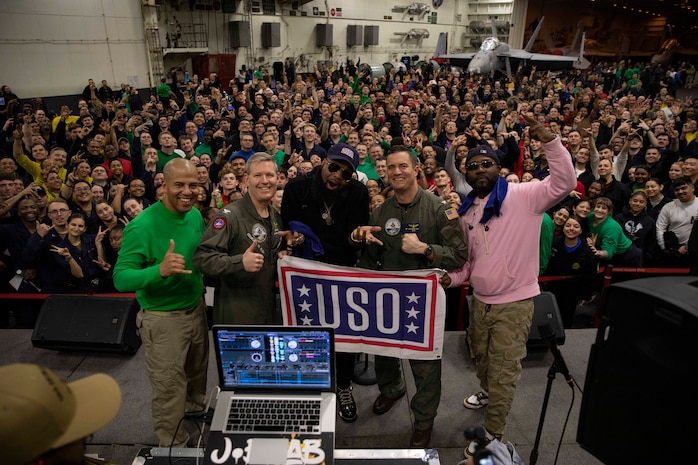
left=0, top=364, right=122, bottom=465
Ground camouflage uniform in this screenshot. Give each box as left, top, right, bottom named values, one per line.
left=469, top=297, right=534, bottom=436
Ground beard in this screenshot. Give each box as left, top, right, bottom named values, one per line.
left=470, top=175, right=497, bottom=198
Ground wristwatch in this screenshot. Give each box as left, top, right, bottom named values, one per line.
left=423, top=245, right=433, bottom=257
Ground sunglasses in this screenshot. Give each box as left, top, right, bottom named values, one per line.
left=465, top=160, right=497, bottom=171
left=327, top=162, right=353, bottom=181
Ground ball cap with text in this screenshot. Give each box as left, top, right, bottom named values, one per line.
left=327, top=143, right=359, bottom=171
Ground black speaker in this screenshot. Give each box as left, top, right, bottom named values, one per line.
left=229, top=21, right=250, bottom=48
left=316, top=24, right=333, bottom=47
left=32, top=295, right=142, bottom=355
left=527, top=291, right=565, bottom=348
left=261, top=22, right=280, bottom=48
left=577, top=277, right=698, bottom=464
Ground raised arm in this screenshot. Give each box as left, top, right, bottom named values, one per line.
left=90, top=86, right=104, bottom=114
left=523, top=113, right=577, bottom=207
left=311, top=85, right=319, bottom=110
left=614, top=128, right=635, bottom=179
left=496, top=110, right=509, bottom=141
left=0, top=182, right=38, bottom=217
left=432, top=104, right=444, bottom=137
left=445, top=134, right=472, bottom=195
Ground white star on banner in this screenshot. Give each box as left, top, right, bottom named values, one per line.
left=405, top=322, right=419, bottom=334
left=406, top=307, right=420, bottom=319
left=299, top=301, right=312, bottom=312
left=406, top=292, right=421, bottom=304
left=300, top=315, right=314, bottom=325
left=298, top=284, right=311, bottom=297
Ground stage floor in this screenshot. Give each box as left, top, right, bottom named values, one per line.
left=1, top=328, right=603, bottom=465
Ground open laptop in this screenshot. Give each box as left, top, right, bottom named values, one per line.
left=205, top=325, right=336, bottom=465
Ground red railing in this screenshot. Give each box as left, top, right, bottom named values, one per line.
left=456, top=266, right=691, bottom=330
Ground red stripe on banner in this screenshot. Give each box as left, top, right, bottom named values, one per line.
left=281, top=265, right=425, bottom=280
left=335, top=336, right=436, bottom=351
left=426, top=273, right=438, bottom=350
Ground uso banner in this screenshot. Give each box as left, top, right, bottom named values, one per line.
left=278, top=256, right=446, bottom=360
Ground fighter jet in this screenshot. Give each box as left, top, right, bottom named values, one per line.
left=434, top=19, right=590, bottom=76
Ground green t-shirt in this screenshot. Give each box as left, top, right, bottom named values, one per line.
left=195, top=143, right=212, bottom=157
left=113, top=201, right=205, bottom=311
left=357, top=159, right=379, bottom=181
left=271, top=149, right=285, bottom=167
left=539, top=213, right=555, bottom=275
left=157, top=150, right=181, bottom=171
left=157, top=83, right=172, bottom=98
left=588, top=213, right=632, bottom=259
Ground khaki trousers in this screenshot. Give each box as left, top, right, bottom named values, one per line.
left=137, top=299, right=209, bottom=447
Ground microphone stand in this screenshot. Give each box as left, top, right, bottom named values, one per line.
left=353, top=353, right=376, bottom=385
left=529, top=354, right=574, bottom=465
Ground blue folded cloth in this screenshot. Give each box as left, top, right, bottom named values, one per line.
left=289, top=220, right=325, bottom=259
left=458, top=175, right=509, bottom=223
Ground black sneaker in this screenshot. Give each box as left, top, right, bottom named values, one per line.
left=337, top=386, right=357, bottom=422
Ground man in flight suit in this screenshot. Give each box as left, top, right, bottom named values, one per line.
left=194, top=153, right=287, bottom=324
left=354, top=145, right=468, bottom=447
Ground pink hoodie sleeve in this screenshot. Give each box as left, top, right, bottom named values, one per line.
left=446, top=216, right=471, bottom=287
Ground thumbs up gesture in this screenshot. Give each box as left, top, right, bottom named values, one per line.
left=159, top=239, right=191, bottom=277
left=242, top=240, right=264, bottom=273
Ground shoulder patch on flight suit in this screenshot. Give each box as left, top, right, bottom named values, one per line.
left=445, top=208, right=459, bottom=220
left=212, top=218, right=226, bottom=230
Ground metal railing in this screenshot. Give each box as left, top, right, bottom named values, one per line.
left=165, top=22, right=208, bottom=49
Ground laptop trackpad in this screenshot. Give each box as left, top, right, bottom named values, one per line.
left=247, top=438, right=288, bottom=464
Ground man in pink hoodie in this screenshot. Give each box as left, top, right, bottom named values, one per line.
left=442, top=114, right=576, bottom=458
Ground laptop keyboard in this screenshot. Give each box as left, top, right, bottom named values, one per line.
left=226, top=398, right=322, bottom=433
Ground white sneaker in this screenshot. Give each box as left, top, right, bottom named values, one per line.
left=463, top=428, right=495, bottom=458
left=463, top=390, right=489, bottom=409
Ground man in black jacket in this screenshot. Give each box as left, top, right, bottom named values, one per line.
left=281, top=143, right=369, bottom=424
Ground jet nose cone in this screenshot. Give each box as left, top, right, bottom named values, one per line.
left=468, top=54, right=491, bottom=74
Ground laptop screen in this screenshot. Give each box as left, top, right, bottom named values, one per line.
left=213, top=326, right=335, bottom=391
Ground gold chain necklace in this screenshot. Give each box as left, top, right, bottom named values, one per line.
left=322, top=201, right=334, bottom=226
